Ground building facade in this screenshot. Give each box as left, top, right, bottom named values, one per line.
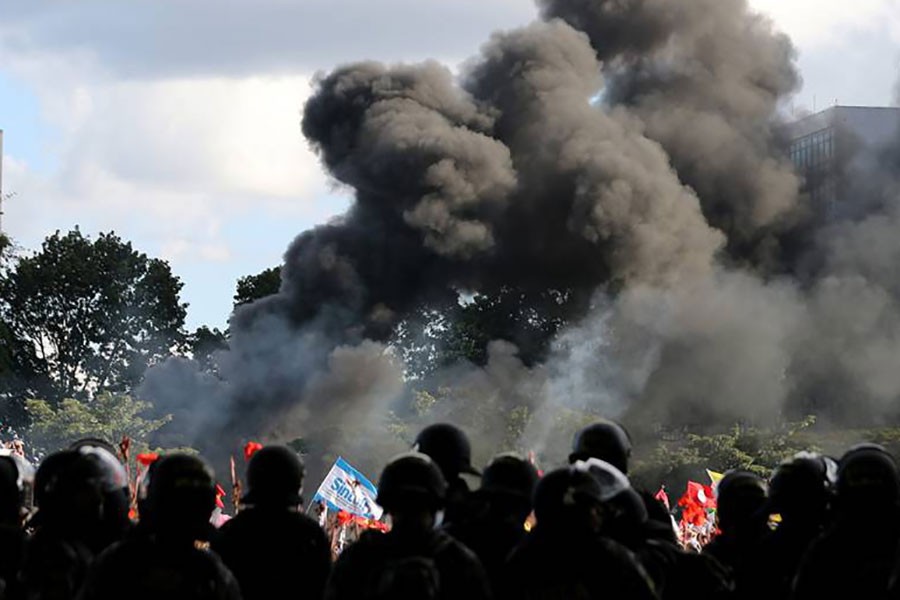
left=788, top=106, right=900, bottom=219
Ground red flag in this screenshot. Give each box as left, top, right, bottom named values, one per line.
left=677, top=480, right=716, bottom=528
left=678, top=481, right=716, bottom=509
left=680, top=502, right=708, bottom=527
left=136, top=452, right=160, bottom=466
left=654, top=486, right=670, bottom=511
left=244, top=441, right=264, bottom=462
left=215, top=484, right=226, bottom=509
left=687, top=481, right=716, bottom=508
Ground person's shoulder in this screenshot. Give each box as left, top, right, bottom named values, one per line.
left=228, top=507, right=321, bottom=528
left=355, top=529, right=391, bottom=551
left=592, top=535, right=654, bottom=573
left=198, top=545, right=239, bottom=579
left=331, top=531, right=382, bottom=573
left=86, top=537, right=151, bottom=580
left=285, top=510, right=328, bottom=532
left=432, top=530, right=483, bottom=566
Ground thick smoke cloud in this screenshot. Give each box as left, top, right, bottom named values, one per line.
left=464, top=21, right=723, bottom=286
left=540, top=0, right=803, bottom=257
left=140, top=0, right=900, bottom=475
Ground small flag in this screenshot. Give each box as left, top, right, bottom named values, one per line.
left=136, top=452, right=159, bottom=466
left=677, top=480, right=717, bottom=528
left=685, top=481, right=716, bottom=508
left=654, top=485, right=670, bottom=511
left=244, top=441, right=264, bottom=462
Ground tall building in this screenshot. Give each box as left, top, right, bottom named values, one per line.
left=788, top=106, right=900, bottom=219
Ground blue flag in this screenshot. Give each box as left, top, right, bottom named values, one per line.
left=312, top=457, right=383, bottom=520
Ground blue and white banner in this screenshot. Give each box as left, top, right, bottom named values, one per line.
left=312, top=457, right=383, bottom=520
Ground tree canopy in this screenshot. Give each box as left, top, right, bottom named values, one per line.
left=233, top=265, right=281, bottom=309
left=393, top=287, right=582, bottom=379
left=0, top=230, right=187, bottom=404
left=187, top=325, right=228, bottom=374
left=26, top=392, right=171, bottom=453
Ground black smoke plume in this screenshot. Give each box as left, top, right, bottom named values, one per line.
left=140, top=0, right=900, bottom=477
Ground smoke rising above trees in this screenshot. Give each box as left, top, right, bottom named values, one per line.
left=139, top=0, right=900, bottom=473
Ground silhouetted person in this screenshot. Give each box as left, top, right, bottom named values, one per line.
left=413, top=424, right=480, bottom=528
left=794, top=444, right=900, bottom=600
left=570, top=425, right=731, bottom=600
left=754, top=453, right=835, bottom=600
left=577, top=458, right=731, bottom=600
left=325, top=452, right=491, bottom=600
left=702, top=470, right=768, bottom=599
left=0, top=452, right=33, bottom=600
left=446, top=453, right=538, bottom=596
left=501, top=464, right=657, bottom=600
left=213, top=445, right=330, bottom=600
left=78, top=454, right=241, bottom=600
left=569, top=421, right=672, bottom=541
left=21, top=447, right=128, bottom=600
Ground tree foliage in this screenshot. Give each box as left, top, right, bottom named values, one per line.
left=26, top=392, right=171, bottom=453
left=188, top=326, right=228, bottom=374
left=233, top=266, right=281, bottom=309
left=631, top=417, right=818, bottom=494
left=0, top=319, right=44, bottom=426
left=0, top=234, right=46, bottom=425
left=0, top=230, right=187, bottom=403
left=393, top=287, right=583, bottom=379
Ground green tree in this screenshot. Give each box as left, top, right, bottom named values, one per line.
left=188, top=326, right=228, bottom=374
left=393, top=287, right=584, bottom=379
left=0, top=320, right=45, bottom=426
left=631, top=418, right=818, bottom=496
left=0, top=233, right=46, bottom=426
left=26, top=392, right=171, bottom=452
left=0, top=230, right=187, bottom=403
left=233, top=266, right=281, bottom=309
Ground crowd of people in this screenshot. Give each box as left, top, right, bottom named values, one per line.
left=1, top=420, right=899, bottom=599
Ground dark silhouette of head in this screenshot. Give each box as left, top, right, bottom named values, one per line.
left=768, top=452, right=835, bottom=527
left=33, top=447, right=128, bottom=550
left=242, top=445, right=305, bottom=509
left=480, top=452, right=539, bottom=523
left=568, top=420, right=632, bottom=474
left=0, top=452, right=33, bottom=526
left=413, top=423, right=480, bottom=483
left=716, top=470, right=767, bottom=536
left=534, top=466, right=606, bottom=535
left=376, top=452, right=447, bottom=533
left=141, top=454, right=216, bottom=543
left=836, top=444, right=900, bottom=521
left=575, top=458, right=646, bottom=546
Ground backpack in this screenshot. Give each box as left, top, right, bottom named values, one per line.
left=371, top=537, right=452, bottom=600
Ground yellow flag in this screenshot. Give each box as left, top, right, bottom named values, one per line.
left=706, top=469, right=724, bottom=485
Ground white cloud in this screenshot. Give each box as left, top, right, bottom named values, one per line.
left=3, top=72, right=339, bottom=261
left=0, top=1, right=536, bottom=79
left=750, top=0, right=900, bottom=48
left=43, top=75, right=324, bottom=203
left=161, top=238, right=232, bottom=264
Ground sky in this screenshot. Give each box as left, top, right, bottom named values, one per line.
left=1, top=0, right=899, bottom=330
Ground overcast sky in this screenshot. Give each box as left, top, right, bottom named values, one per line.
left=1, top=0, right=899, bottom=330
